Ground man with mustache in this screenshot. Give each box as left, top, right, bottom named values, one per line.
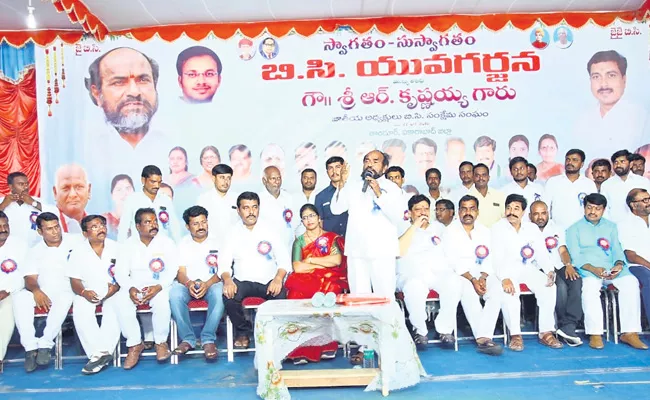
left=176, top=46, right=222, bottom=104
left=170, top=206, right=224, bottom=361
left=52, top=164, right=91, bottom=234
left=314, top=156, right=349, bottom=237
left=590, top=159, right=612, bottom=193
left=502, top=157, right=545, bottom=210
left=114, top=208, right=179, bottom=368
left=0, top=172, right=47, bottom=246
left=0, top=211, right=28, bottom=370
left=258, top=166, right=298, bottom=251
left=629, top=153, right=646, bottom=177
left=219, top=192, right=289, bottom=350
left=197, top=164, right=239, bottom=246
left=468, top=163, right=505, bottom=228
left=491, top=195, right=562, bottom=351
left=449, top=161, right=474, bottom=206
left=67, top=215, right=137, bottom=374
left=600, top=150, right=650, bottom=223
left=566, top=193, right=646, bottom=350
left=13, top=212, right=79, bottom=372
left=118, top=165, right=180, bottom=243
left=330, top=150, right=403, bottom=297
left=529, top=201, right=583, bottom=347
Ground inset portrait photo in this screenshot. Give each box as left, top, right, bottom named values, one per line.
left=259, top=37, right=279, bottom=60
left=553, top=27, right=573, bottom=49
left=239, top=38, right=255, bottom=61
left=530, top=27, right=549, bottom=50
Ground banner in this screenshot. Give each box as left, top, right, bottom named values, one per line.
left=35, top=22, right=650, bottom=237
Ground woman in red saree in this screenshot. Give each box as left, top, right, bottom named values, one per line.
left=285, top=204, right=348, bottom=365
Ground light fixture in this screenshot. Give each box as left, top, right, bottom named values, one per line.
left=26, top=0, right=37, bottom=29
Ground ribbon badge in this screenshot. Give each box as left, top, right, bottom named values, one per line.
left=316, top=236, right=329, bottom=255
left=431, top=236, right=441, bottom=246
left=108, top=263, right=117, bottom=284
left=597, top=237, right=610, bottom=256
left=149, top=258, right=165, bottom=280
left=205, top=254, right=218, bottom=274
left=520, top=244, right=535, bottom=264
left=578, top=192, right=587, bottom=206
left=545, top=236, right=558, bottom=253
left=0, top=259, right=17, bottom=274
left=257, top=240, right=273, bottom=260
left=475, top=245, right=489, bottom=265
left=403, top=210, right=409, bottom=221
left=372, top=200, right=381, bottom=213
left=158, top=207, right=169, bottom=228
left=29, top=211, right=39, bottom=230
left=534, top=193, right=541, bottom=201
left=283, top=209, right=293, bottom=227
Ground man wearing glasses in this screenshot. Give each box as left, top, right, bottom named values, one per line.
left=434, top=199, right=455, bottom=227
left=176, top=46, right=222, bottom=104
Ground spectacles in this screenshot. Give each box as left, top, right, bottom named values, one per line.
left=301, top=213, right=318, bottom=221
left=183, top=71, right=218, bottom=79
left=633, top=198, right=650, bottom=204
left=88, top=223, right=106, bottom=231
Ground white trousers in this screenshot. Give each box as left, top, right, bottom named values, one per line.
left=12, top=289, right=73, bottom=351
left=348, top=257, right=396, bottom=298
left=459, top=275, right=503, bottom=339
left=582, top=274, right=641, bottom=335
left=122, top=289, right=171, bottom=345
left=501, top=267, right=557, bottom=335
left=398, top=270, right=463, bottom=336
left=0, top=295, right=14, bottom=360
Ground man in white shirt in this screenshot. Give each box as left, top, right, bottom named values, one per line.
left=220, top=192, right=289, bottom=350
left=13, top=212, right=78, bottom=372
left=434, top=199, right=455, bottom=227
left=257, top=166, right=298, bottom=251
left=170, top=206, right=224, bottom=361
left=449, top=161, right=474, bottom=205
left=398, top=195, right=464, bottom=350
left=0, top=211, right=28, bottom=368
left=330, top=151, right=403, bottom=297
left=591, top=159, right=612, bottom=193
left=118, top=165, right=180, bottom=243
left=529, top=201, right=583, bottom=346
left=601, top=150, right=650, bottom=223
left=68, top=215, right=138, bottom=374
left=385, top=166, right=413, bottom=232
left=502, top=157, right=545, bottom=207
left=492, top=195, right=562, bottom=351
left=196, top=164, right=239, bottom=245
left=0, top=172, right=47, bottom=247
left=545, top=149, right=597, bottom=229
left=114, top=208, right=179, bottom=369
left=424, top=168, right=450, bottom=204
left=443, top=195, right=503, bottom=355
left=295, top=168, right=318, bottom=205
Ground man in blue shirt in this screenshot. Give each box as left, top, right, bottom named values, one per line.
left=566, top=193, right=647, bottom=350
left=315, top=157, right=348, bottom=237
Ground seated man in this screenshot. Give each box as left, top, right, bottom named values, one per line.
left=68, top=215, right=133, bottom=374
left=529, top=200, right=583, bottom=346
left=566, top=193, right=646, bottom=350
left=115, top=208, right=179, bottom=369
left=492, top=195, right=562, bottom=351
left=171, top=206, right=224, bottom=361
left=398, top=195, right=462, bottom=350
left=0, top=211, right=28, bottom=369
left=434, top=199, right=455, bottom=227
left=220, top=192, right=289, bottom=350
left=13, top=212, right=78, bottom=372
left=443, top=195, right=503, bottom=355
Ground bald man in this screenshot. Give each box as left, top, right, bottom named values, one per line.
left=53, top=164, right=91, bottom=234
left=257, top=166, right=298, bottom=251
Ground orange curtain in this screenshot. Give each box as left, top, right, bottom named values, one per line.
left=0, top=68, right=40, bottom=196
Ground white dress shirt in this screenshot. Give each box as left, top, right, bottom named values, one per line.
left=218, top=222, right=290, bottom=284
left=178, top=234, right=221, bottom=282
left=618, top=213, right=650, bottom=262
left=545, top=174, right=597, bottom=229
left=0, top=197, right=52, bottom=247
left=196, top=189, right=239, bottom=246
left=330, top=176, right=403, bottom=258
left=114, top=234, right=179, bottom=290
left=443, top=219, right=493, bottom=277
left=23, top=234, right=81, bottom=295
left=600, top=173, right=650, bottom=223
left=538, top=219, right=566, bottom=270
left=501, top=181, right=545, bottom=208
left=397, top=222, right=449, bottom=278
left=449, top=184, right=473, bottom=208
left=117, top=191, right=181, bottom=243
left=66, top=238, right=119, bottom=298
left=0, top=236, right=28, bottom=293
left=258, top=189, right=299, bottom=251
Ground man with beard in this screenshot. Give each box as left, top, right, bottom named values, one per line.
left=0, top=172, right=47, bottom=246
left=527, top=163, right=537, bottom=182
left=491, top=195, right=562, bottom=352
left=629, top=153, right=646, bottom=177
left=52, top=164, right=91, bottom=234
left=529, top=201, right=583, bottom=347
left=468, top=163, right=505, bottom=228
left=176, top=46, right=222, bottom=104
left=197, top=164, right=239, bottom=245
left=544, top=149, right=597, bottom=229
left=330, top=150, right=403, bottom=297
left=591, top=159, right=612, bottom=192
left=502, top=157, right=545, bottom=211
left=118, top=165, right=180, bottom=243
left=114, top=208, right=179, bottom=368
left=601, top=150, right=650, bottom=222
left=257, top=166, right=297, bottom=251
left=295, top=168, right=318, bottom=205
left=566, top=193, right=646, bottom=350
left=314, top=157, right=348, bottom=237
left=449, top=161, right=474, bottom=205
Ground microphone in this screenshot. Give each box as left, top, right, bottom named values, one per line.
left=361, top=169, right=373, bottom=193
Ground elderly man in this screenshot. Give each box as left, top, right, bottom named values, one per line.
left=257, top=166, right=298, bottom=251
left=0, top=172, right=47, bottom=246
left=468, top=163, right=505, bottom=227
left=529, top=201, right=583, bottom=346
left=566, top=193, right=646, bottom=350
left=491, top=195, right=562, bottom=351
left=601, top=150, right=650, bottom=223
left=53, top=164, right=91, bottom=234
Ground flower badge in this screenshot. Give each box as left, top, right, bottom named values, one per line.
left=205, top=253, right=218, bottom=274
left=1, top=259, right=17, bottom=274
left=108, top=261, right=116, bottom=284
left=258, top=241, right=273, bottom=260
left=149, top=258, right=165, bottom=280
left=316, top=236, right=329, bottom=255
left=431, top=236, right=441, bottom=246
left=534, top=193, right=541, bottom=201
left=520, top=244, right=535, bottom=264
left=29, top=211, right=39, bottom=230
left=545, top=236, right=558, bottom=253
left=597, top=237, right=610, bottom=256
left=578, top=192, right=587, bottom=206
left=158, top=207, right=169, bottom=228
left=403, top=210, right=409, bottom=221
left=475, top=245, right=489, bottom=264
left=283, top=209, right=293, bottom=227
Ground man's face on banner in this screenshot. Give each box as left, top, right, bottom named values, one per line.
left=295, top=146, right=317, bottom=173
left=446, top=140, right=465, bottom=173
left=179, top=55, right=221, bottom=103
left=230, top=149, right=252, bottom=179
left=261, top=145, right=285, bottom=176
left=262, top=39, right=276, bottom=57
left=414, top=144, right=436, bottom=174
left=92, top=48, right=158, bottom=135
left=590, top=61, right=626, bottom=108
left=53, top=164, right=91, bottom=218
left=384, top=146, right=405, bottom=167
left=475, top=145, right=494, bottom=167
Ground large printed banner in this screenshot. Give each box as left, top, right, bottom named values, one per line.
left=35, top=22, right=650, bottom=235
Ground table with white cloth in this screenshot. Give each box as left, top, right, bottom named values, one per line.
left=254, top=299, right=426, bottom=399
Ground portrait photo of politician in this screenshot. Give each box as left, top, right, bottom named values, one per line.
left=412, top=137, right=437, bottom=177
left=238, top=38, right=255, bottom=61
left=536, top=134, right=564, bottom=181
left=295, top=142, right=318, bottom=174
left=553, top=27, right=573, bottom=49
left=261, top=143, right=286, bottom=177
left=473, top=136, right=501, bottom=178
left=325, top=140, right=347, bottom=160
left=102, top=173, right=134, bottom=240
left=445, top=137, right=466, bottom=179
left=508, top=135, right=530, bottom=159
left=53, top=163, right=91, bottom=234
left=168, top=146, right=200, bottom=189
left=530, top=27, right=549, bottom=49
left=229, top=144, right=252, bottom=181
left=635, top=144, right=650, bottom=179
left=259, top=37, right=279, bottom=60
left=382, top=139, right=406, bottom=167
left=176, top=46, right=222, bottom=104
left=197, top=146, right=221, bottom=189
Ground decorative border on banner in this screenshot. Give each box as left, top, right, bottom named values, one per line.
left=0, top=65, right=35, bottom=85
left=51, top=0, right=109, bottom=40
left=0, top=32, right=84, bottom=49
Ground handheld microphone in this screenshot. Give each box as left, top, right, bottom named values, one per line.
left=361, top=169, right=373, bottom=193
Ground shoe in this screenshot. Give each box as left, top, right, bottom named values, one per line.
left=538, top=332, right=563, bottom=349
left=413, top=333, right=428, bottom=351
left=123, top=342, right=144, bottom=370
left=476, top=339, right=503, bottom=356
left=35, top=348, right=51, bottom=367
left=155, top=342, right=172, bottom=362
left=589, top=335, right=604, bottom=350
left=24, top=350, right=38, bottom=373
left=82, top=353, right=113, bottom=375
left=620, top=333, right=649, bottom=350
left=509, top=335, right=524, bottom=352
left=172, top=341, right=193, bottom=355
left=440, top=333, right=456, bottom=348
left=557, top=328, right=583, bottom=347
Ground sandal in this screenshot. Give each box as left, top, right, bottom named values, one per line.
left=539, top=332, right=563, bottom=349
left=476, top=339, right=503, bottom=356
left=350, top=350, right=364, bottom=365
left=509, top=335, right=524, bottom=352
left=234, top=335, right=250, bottom=350
left=203, top=343, right=218, bottom=360
left=172, top=341, right=193, bottom=355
